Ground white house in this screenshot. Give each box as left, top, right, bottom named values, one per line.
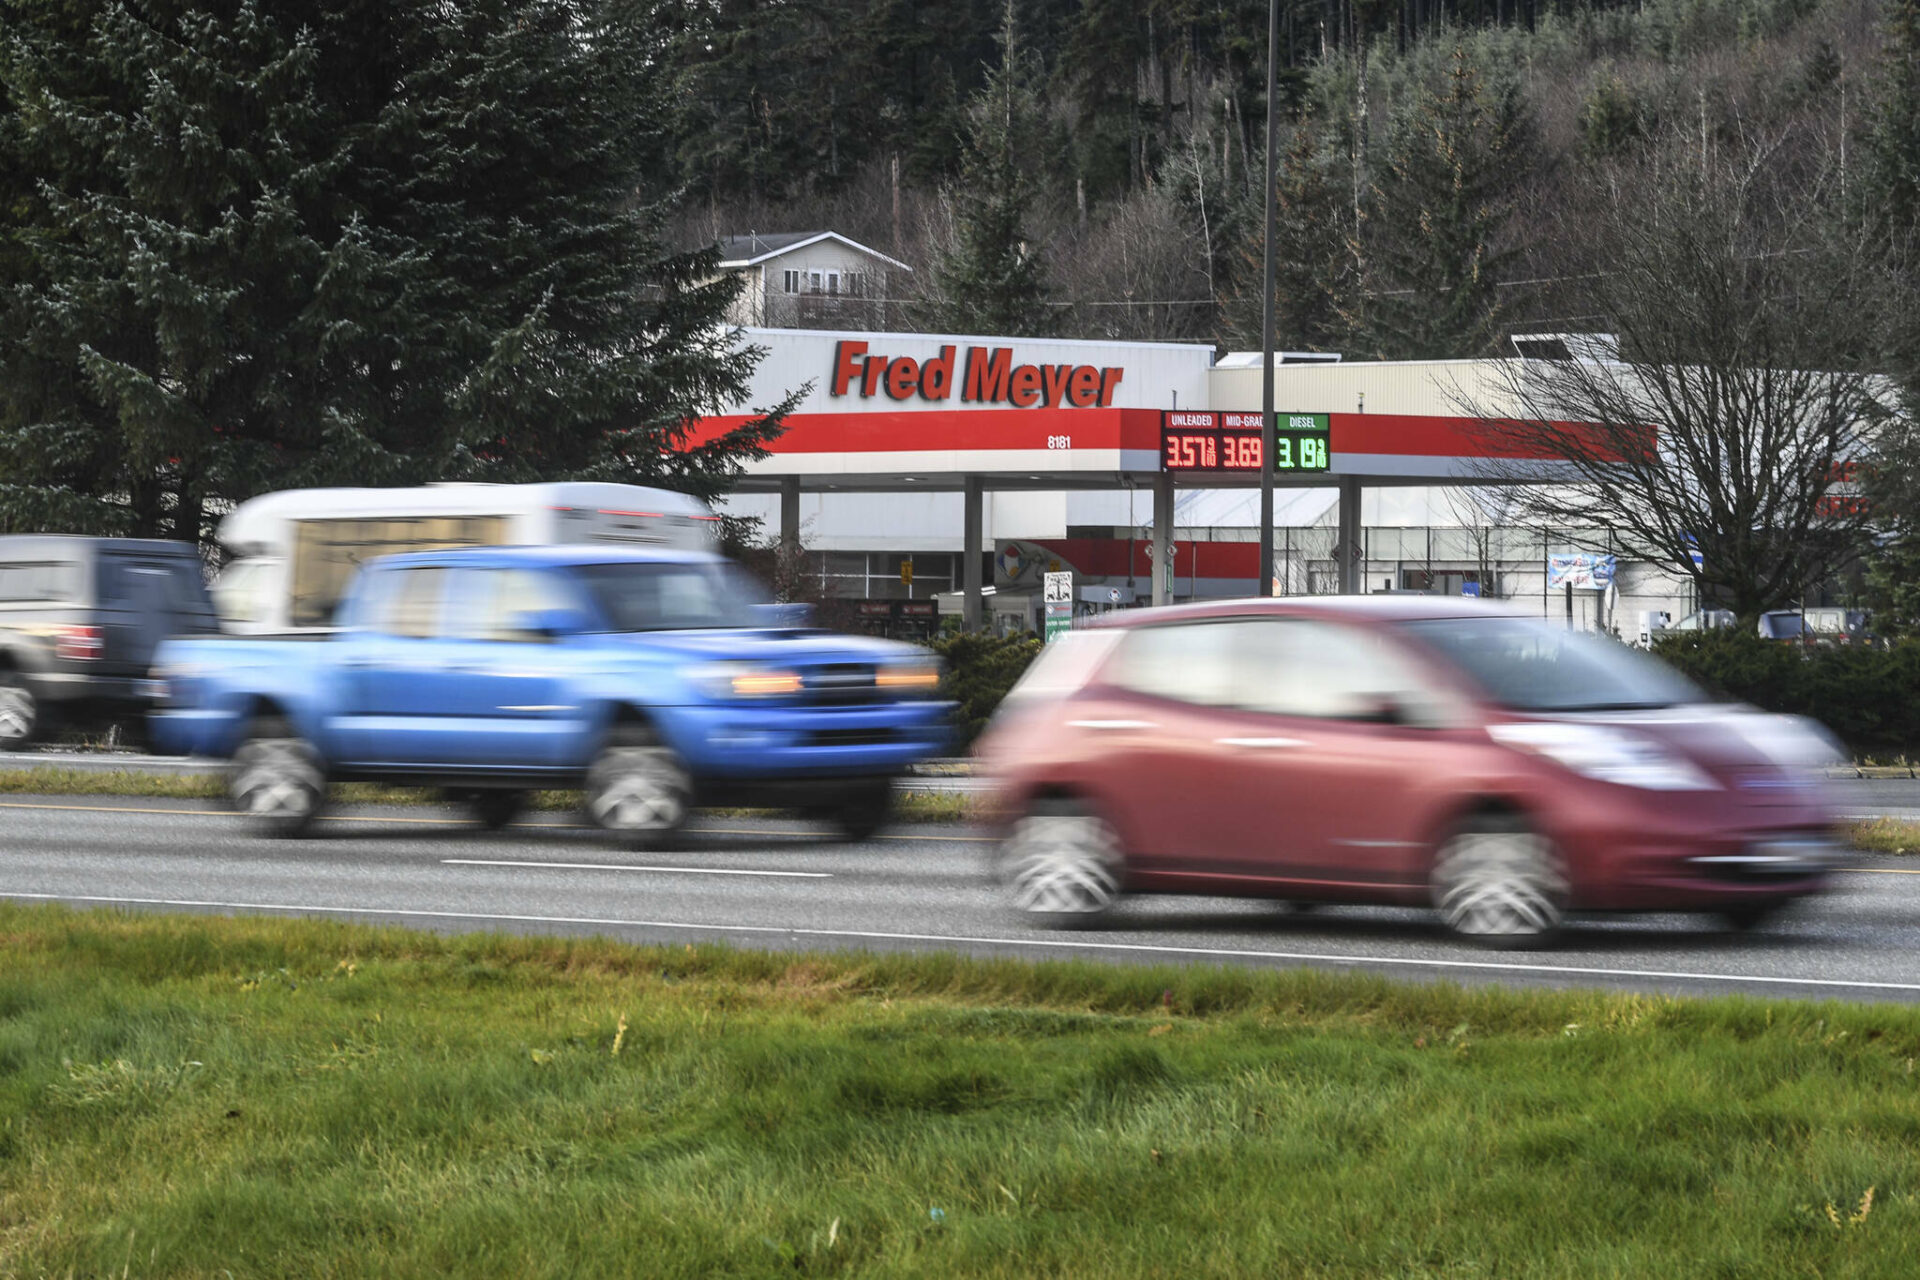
left=713, top=231, right=912, bottom=330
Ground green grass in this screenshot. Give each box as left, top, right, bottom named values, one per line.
left=1841, top=818, right=1920, bottom=856
left=2, top=906, right=1919, bottom=1277
left=0, top=766, right=971, bottom=823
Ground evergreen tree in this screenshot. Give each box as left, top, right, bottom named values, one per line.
left=0, top=0, right=783, bottom=542
left=919, top=2, right=1053, bottom=337
left=1862, top=0, right=1920, bottom=235
left=1359, top=48, right=1534, bottom=360
left=1224, top=122, right=1361, bottom=353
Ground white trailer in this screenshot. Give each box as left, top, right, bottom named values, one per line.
left=212, top=482, right=720, bottom=633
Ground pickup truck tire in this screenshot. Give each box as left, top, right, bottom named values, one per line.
left=467, top=790, right=526, bottom=831
left=0, top=673, right=38, bottom=750
left=585, top=726, right=690, bottom=850
left=819, top=780, right=894, bottom=842
left=230, top=717, right=326, bottom=837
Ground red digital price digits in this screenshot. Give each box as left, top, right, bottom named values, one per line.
left=1163, top=429, right=1261, bottom=471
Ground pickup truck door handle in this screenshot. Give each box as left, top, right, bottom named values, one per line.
left=1215, top=736, right=1308, bottom=749
left=1068, top=719, right=1156, bottom=731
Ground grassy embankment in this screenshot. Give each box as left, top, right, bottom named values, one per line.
left=0, top=903, right=1917, bottom=1277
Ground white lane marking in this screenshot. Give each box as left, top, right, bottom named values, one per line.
left=7, top=891, right=1920, bottom=994
left=442, top=858, right=829, bottom=879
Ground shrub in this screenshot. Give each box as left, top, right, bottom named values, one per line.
left=1652, top=630, right=1920, bottom=758
left=929, top=632, right=1042, bottom=746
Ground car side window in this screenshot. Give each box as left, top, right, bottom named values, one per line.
left=447, top=568, right=580, bottom=642
left=368, top=567, right=447, bottom=639
left=1106, top=622, right=1240, bottom=707
left=1233, top=619, right=1453, bottom=724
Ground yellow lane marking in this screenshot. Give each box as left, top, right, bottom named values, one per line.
left=0, top=799, right=991, bottom=841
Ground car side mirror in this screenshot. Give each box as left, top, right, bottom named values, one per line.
left=513, top=607, right=591, bottom=640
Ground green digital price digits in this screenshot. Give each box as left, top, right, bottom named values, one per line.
left=1273, top=412, right=1330, bottom=472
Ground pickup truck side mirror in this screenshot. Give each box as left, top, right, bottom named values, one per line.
left=513, top=607, right=593, bottom=640
left=752, top=602, right=814, bottom=628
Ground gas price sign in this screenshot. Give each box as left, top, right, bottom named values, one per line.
left=1160, top=411, right=1332, bottom=474
left=1274, top=412, right=1331, bottom=473
left=1160, top=411, right=1266, bottom=472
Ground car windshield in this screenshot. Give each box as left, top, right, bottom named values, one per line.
left=568, top=561, right=770, bottom=632
left=1401, top=616, right=1704, bottom=712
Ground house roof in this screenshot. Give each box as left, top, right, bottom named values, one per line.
left=714, top=231, right=911, bottom=273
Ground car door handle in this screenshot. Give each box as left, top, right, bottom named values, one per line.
left=1215, top=736, right=1308, bottom=749
left=1068, top=719, right=1156, bottom=731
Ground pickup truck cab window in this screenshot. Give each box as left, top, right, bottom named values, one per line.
left=364, top=567, right=448, bottom=638
left=447, top=568, right=583, bottom=642
left=569, top=561, right=768, bottom=632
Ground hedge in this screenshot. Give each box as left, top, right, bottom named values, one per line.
left=1652, top=630, right=1920, bottom=759
left=929, top=631, right=1042, bottom=745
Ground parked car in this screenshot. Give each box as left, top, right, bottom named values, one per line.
left=1662, top=608, right=1737, bottom=633
left=149, top=545, right=953, bottom=842
left=0, top=536, right=218, bottom=749
left=975, top=597, right=1842, bottom=947
left=1758, top=608, right=1873, bottom=645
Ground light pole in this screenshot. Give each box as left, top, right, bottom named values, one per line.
left=1257, top=0, right=1280, bottom=597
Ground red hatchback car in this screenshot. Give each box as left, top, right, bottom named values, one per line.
left=975, top=597, right=1842, bottom=947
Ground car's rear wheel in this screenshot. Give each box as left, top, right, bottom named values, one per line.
left=1719, top=902, right=1785, bottom=932
left=994, top=798, right=1124, bottom=928
left=468, top=789, right=526, bottom=831
left=0, top=673, right=38, bottom=751
left=585, top=725, right=690, bottom=850
left=230, top=716, right=326, bottom=837
left=822, top=780, right=894, bottom=843
left=1430, top=813, right=1567, bottom=949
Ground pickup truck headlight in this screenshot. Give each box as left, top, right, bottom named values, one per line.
left=876, top=656, right=943, bottom=694
left=686, top=662, right=803, bottom=699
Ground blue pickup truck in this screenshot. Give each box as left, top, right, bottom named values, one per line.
left=149, top=546, right=953, bottom=844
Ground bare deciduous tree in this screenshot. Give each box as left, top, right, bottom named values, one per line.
left=1457, top=126, right=1892, bottom=624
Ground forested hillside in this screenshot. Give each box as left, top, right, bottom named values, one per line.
left=664, top=0, right=1894, bottom=355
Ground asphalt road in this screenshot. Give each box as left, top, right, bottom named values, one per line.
left=6, top=792, right=1920, bottom=1004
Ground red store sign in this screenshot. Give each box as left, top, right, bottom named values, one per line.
left=830, top=340, right=1124, bottom=409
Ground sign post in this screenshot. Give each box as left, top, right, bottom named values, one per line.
left=1042, top=571, right=1073, bottom=643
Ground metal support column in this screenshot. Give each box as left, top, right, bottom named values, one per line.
left=1257, top=0, right=1281, bottom=597
left=1152, top=471, right=1175, bottom=606
left=1337, top=476, right=1363, bottom=595
left=778, top=477, right=800, bottom=554
left=962, top=476, right=985, bottom=631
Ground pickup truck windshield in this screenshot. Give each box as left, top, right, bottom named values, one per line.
left=570, top=561, right=771, bottom=632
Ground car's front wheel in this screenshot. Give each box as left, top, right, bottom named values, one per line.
left=230, top=716, right=327, bottom=837
left=0, top=673, right=38, bottom=751
left=993, top=798, right=1124, bottom=928
left=1430, top=813, right=1567, bottom=948
left=585, top=726, right=691, bottom=850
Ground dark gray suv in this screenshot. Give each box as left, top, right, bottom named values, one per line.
left=0, top=537, right=219, bottom=749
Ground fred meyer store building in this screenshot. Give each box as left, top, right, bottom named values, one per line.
left=693, top=327, right=1685, bottom=638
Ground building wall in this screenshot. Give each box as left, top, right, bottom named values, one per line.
left=724, top=243, right=902, bottom=331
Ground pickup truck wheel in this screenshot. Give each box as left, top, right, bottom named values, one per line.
left=0, top=674, right=37, bottom=750
left=824, top=780, right=894, bottom=843
left=230, top=718, right=326, bottom=837
left=468, top=790, right=525, bottom=831
left=586, top=729, right=690, bottom=850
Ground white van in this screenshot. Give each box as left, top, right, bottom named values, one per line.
left=212, top=482, right=721, bottom=633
